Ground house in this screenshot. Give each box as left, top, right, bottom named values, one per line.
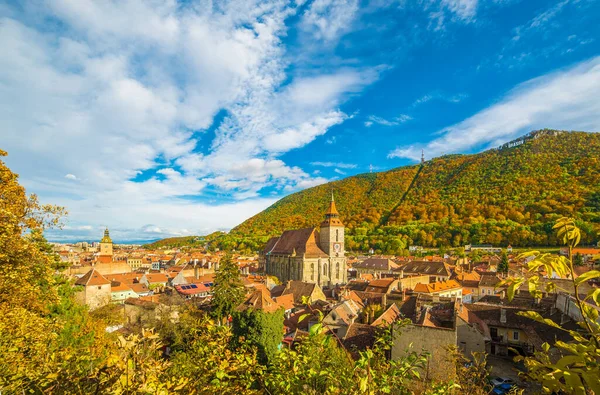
left=353, top=258, right=399, bottom=277
left=279, top=280, right=327, bottom=304
left=478, top=274, right=501, bottom=298
left=452, top=270, right=480, bottom=299
left=465, top=244, right=502, bottom=253
left=75, top=268, right=112, bottom=310
left=323, top=299, right=363, bottom=338
left=371, top=303, right=402, bottom=327
left=456, top=304, right=489, bottom=360
left=413, top=279, right=463, bottom=299
left=392, top=296, right=457, bottom=381
left=395, top=261, right=453, bottom=282
left=111, top=281, right=137, bottom=304
left=174, top=283, right=211, bottom=300
left=364, top=278, right=399, bottom=294
left=140, top=273, right=169, bottom=289
left=465, top=303, right=575, bottom=357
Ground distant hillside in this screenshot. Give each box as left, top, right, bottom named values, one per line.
left=232, top=130, right=600, bottom=252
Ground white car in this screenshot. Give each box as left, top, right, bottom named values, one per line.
left=490, top=377, right=515, bottom=387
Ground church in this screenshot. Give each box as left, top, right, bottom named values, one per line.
left=261, top=195, right=347, bottom=287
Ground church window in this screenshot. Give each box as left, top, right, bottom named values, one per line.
left=336, top=229, right=339, bottom=242
left=336, top=262, right=340, bottom=278
left=323, top=264, right=327, bottom=275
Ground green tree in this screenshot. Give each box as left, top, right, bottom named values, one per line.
left=501, top=217, right=600, bottom=394
left=497, top=251, right=509, bottom=273
left=232, top=308, right=284, bottom=364
left=573, top=252, right=584, bottom=266
left=211, top=253, right=245, bottom=322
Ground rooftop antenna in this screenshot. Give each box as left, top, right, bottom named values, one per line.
left=421, top=149, right=425, bottom=164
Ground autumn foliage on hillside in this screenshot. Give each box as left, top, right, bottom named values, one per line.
left=232, top=130, right=600, bottom=252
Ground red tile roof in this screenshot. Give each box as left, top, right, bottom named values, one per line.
left=75, top=269, right=110, bottom=286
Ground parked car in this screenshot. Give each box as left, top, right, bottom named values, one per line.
left=490, top=377, right=516, bottom=387
left=492, top=383, right=514, bottom=395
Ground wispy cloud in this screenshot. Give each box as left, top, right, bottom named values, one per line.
left=411, top=92, right=468, bottom=107
left=311, top=161, right=358, bottom=169
left=389, top=56, right=600, bottom=161
left=365, top=114, right=412, bottom=127
left=0, top=1, right=382, bottom=239
left=333, top=168, right=346, bottom=175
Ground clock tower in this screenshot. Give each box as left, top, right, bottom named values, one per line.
left=319, top=192, right=344, bottom=258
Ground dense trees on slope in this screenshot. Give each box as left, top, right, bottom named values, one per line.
left=232, top=130, right=600, bottom=252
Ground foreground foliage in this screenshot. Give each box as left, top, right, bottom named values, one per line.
left=501, top=217, right=600, bottom=394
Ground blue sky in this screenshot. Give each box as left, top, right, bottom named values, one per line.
left=1, top=0, right=599, bottom=242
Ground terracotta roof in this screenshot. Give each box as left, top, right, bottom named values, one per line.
left=342, top=323, right=376, bottom=354
left=129, top=283, right=150, bottom=295
left=354, top=258, right=399, bottom=271
left=478, top=274, right=501, bottom=287
left=371, top=304, right=401, bottom=327
left=365, top=278, right=397, bottom=293
left=111, top=281, right=133, bottom=293
left=75, top=269, right=110, bottom=286
left=413, top=279, right=462, bottom=294
left=342, top=291, right=366, bottom=309
left=282, top=281, right=318, bottom=304
left=144, top=273, right=169, bottom=284
left=175, top=283, right=210, bottom=296
left=264, top=228, right=328, bottom=258
left=273, top=293, right=295, bottom=311
left=396, top=261, right=452, bottom=277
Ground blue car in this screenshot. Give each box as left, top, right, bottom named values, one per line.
left=492, top=383, right=514, bottom=394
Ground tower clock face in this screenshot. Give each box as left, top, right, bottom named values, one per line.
left=333, top=243, right=341, bottom=252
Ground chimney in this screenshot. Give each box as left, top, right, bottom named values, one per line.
left=500, top=308, right=507, bottom=324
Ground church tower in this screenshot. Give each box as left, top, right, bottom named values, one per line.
left=98, top=228, right=113, bottom=263
left=319, top=192, right=344, bottom=258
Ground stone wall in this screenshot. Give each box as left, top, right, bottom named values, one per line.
left=392, top=324, right=457, bottom=381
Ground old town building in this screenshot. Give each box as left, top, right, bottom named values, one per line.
left=262, top=195, right=347, bottom=287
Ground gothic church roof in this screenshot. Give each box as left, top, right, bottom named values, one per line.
left=264, top=228, right=328, bottom=258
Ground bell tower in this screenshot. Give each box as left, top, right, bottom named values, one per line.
left=319, top=192, right=344, bottom=258
left=98, top=228, right=113, bottom=263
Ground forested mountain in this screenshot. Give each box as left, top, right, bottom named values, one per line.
left=231, top=130, right=600, bottom=253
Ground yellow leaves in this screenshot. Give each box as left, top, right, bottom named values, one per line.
left=553, top=217, right=581, bottom=247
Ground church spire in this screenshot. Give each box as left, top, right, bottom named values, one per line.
left=101, top=228, right=112, bottom=244
left=322, top=192, right=343, bottom=226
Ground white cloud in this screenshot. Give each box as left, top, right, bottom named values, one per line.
left=311, top=161, right=358, bottom=169
left=0, top=1, right=381, bottom=239
left=365, top=114, right=412, bottom=127
left=389, top=56, right=600, bottom=161
left=301, top=0, right=360, bottom=42
left=411, top=92, right=467, bottom=107
left=440, top=0, right=478, bottom=21
left=334, top=168, right=346, bottom=175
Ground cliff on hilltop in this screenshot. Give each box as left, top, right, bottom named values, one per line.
left=232, top=130, right=600, bottom=250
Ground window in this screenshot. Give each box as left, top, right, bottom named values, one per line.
left=98, top=286, right=102, bottom=290
left=336, top=229, right=339, bottom=242
left=323, top=264, right=327, bottom=275
left=336, top=262, right=340, bottom=278
left=513, top=331, right=519, bottom=341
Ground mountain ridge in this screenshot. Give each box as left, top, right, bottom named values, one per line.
left=230, top=129, right=600, bottom=252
